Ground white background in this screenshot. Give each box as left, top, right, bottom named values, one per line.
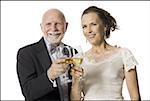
left=1, top=1, right=150, bottom=100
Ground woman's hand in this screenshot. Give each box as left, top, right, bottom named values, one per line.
left=70, top=66, right=84, bottom=84
left=70, top=66, right=84, bottom=101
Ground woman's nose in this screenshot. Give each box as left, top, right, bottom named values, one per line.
left=87, top=26, right=92, bottom=34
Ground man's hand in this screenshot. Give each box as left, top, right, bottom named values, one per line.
left=47, top=59, right=69, bottom=80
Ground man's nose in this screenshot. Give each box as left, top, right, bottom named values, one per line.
left=51, top=24, right=58, bottom=32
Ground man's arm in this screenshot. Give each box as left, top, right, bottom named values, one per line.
left=17, top=48, right=55, bottom=101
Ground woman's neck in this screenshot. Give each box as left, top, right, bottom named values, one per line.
left=91, top=41, right=109, bottom=54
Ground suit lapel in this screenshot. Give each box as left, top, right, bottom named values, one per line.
left=36, top=38, right=52, bottom=71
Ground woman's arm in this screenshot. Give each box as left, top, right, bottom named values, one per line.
left=125, top=66, right=141, bottom=100
left=70, top=66, right=83, bottom=101
left=71, top=78, right=82, bottom=100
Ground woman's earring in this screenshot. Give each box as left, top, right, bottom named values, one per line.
left=103, top=32, right=107, bottom=39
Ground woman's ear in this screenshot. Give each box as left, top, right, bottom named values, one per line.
left=104, top=26, right=107, bottom=32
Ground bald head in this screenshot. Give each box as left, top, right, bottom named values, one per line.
left=41, top=9, right=68, bottom=45
left=42, top=9, right=66, bottom=24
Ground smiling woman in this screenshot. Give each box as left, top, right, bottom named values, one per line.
left=71, top=6, right=141, bottom=100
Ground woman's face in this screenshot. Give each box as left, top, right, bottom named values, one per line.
left=81, top=12, right=106, bottom=45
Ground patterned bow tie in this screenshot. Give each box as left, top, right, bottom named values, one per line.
left=49, top=45, right=58, bottom=54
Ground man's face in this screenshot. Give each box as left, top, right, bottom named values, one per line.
left=41, top=10, right=68, bottom=45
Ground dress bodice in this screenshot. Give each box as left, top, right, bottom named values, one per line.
left=80, top=48, right=138, bottom=100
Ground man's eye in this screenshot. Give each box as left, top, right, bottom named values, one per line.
left=57, top=23, right=61, bottom=25
left=46, top=23, right=51, bottom=25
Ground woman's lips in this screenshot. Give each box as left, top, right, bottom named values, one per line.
left=88, top=34, right=96, bottom=39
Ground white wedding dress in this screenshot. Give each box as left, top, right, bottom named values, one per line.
left=80, top=48, right=138, bottom=100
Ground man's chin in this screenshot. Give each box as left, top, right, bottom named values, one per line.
left=45, top=35, right=63, bottom=44
left=47, top=39, right=61, bottom=44
left=50, top=41, right=60, bottom=45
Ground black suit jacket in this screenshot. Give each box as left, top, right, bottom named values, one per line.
left=17, top=37, right=77, bottom=101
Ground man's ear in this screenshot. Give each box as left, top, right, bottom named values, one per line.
left=65, top=22, right=68, bottom=32
left=40, top=23, right=45, bottom=35
left=40, top=23, right=42, bottom=31
left=40, top=23, right=45, bottom=33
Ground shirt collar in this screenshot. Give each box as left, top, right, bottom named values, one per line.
left=43, top=37, right=64, bottom=53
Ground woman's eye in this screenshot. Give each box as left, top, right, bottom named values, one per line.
left=82, top=25, right=87, bottom=29
left=92, top=23, right=97, bottom=26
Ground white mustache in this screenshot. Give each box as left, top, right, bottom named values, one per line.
left=48, top=32, right=61, bottom=36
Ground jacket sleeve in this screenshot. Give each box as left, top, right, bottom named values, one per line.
left=17, top=48, right=56, bottom=101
